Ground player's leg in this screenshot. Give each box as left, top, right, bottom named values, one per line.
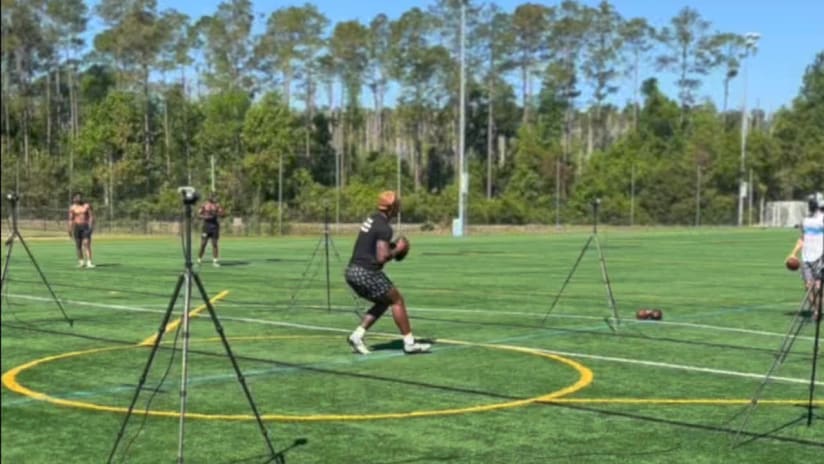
left=386, top=287, right=431, bottom=354
left=73, top=227, right=84, bottom=267
left=83, top=226, right=95, bottom=268
left=211, top=228, right=220, bottom=266
left=197, top=231, right=208, bottom=264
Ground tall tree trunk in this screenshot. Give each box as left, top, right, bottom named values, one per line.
left=633, top=51, right=640, bottom=131
left=46, top=70, right=53, bottom=155
left=486, top=74, right=494, bottom=199
left=521, top=59, right=528, bottom=123
left=377, top=80, right=385, bottom=153
left=164, top=98, right=171, bottom=179
left=143, top=67, right=151, bottom=162
left=283, top=66, right=292, bottom=108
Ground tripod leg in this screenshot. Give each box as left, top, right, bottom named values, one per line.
left=593, top=236, right=620, bottom=328
left=14, top=232, right=73, bottom=326
left=107, top=274, right=185, bottom=464
left=288, top=237, right=324, bottom=307
left=324, top=230, right=331, bottom=313
left=807, top=281, right=823, bottom=426
left=542, top=235, right=594, bottom=325
left=1, top=233, right=14, bottom=296
left=192, top=273, right=277, bottom=458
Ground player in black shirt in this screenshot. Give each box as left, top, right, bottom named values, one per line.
left=197, top=193, right=225, bottom=267
left=345, top=190, right=431, bottom=354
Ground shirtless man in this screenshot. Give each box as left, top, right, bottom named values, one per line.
left=197, top=193, right=225, bottom=267
left=68, top=192, right=95, bottom=268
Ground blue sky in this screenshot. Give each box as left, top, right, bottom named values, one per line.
left=91, top=0, right=824, bottom=113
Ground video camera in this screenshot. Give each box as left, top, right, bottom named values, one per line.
left=5, top=192, right=19, bottom=202
left=177, top=186, right=200, bottom=205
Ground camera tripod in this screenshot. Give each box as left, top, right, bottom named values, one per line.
left=541, top=199, right=620, bottom=330
left=730, top=259, right=823, bottom=446
left=0, top=192, right=72, bottom=326
left=288, top=206, right=361, bottom=317
left=107, top=187, right=277, bottom=463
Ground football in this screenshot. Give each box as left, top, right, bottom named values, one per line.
left=394, top=236, right=410, bottom=261
left=636, top=308, right=652, bottom=320
left=785, top=256, right=800, bottom=271
left=650, top=309, right=663, bottom=321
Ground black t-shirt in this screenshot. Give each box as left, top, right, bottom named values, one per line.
left=349, top=212, right=393, bottom=270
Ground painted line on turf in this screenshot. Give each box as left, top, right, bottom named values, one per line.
left=6, top=293, right=814, bottom=342
left=1, top=335, right=593, bottom=421
left=4, top=295, right=819, bottom=389
left=541, top=398, right=823, bottom=405
left=138, top=290, right=230, bottom=346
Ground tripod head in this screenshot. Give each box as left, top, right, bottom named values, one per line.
left=177, top=187, right=199, bottom=267
left=591, top=198, right=601, bottom=234
left=5, top=192, right=20, bottom=204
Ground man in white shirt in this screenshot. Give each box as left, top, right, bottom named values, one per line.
left=787, top=192, right=824, bottom=319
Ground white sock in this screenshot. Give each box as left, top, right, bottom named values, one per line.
left=352, top=326, right=366, bottom=339
left=403, top=333, right=415, bottom=346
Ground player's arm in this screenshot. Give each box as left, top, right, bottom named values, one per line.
left=87, top=204, right=94, bottom=229
left=67, top=208, right=74, bottom=236
left=787, top=237, right=803, bottom=261
left=216, top=204, right=225, bottom=217
left=198, top=204, right=208, bottom=219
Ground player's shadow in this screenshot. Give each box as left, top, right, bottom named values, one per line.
left=89, top=263, right=120, bottom=268
left=370, top=339, right=437, bottom=352
left=215, top=260, right=250, bottom=267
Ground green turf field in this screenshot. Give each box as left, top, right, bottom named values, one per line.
left=2, top=228, right=822, bottom=463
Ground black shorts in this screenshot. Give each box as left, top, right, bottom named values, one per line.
left=345, top=265, right=394, bottom=304
left=202, top=224, right=220, bottom=240
left=73, top=224, right=92, bottom=245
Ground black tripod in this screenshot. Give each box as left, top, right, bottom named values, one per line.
left=107, top=187, right=276, bottom=463
left=731, top=263, right=823, bottom=445
left=288, top=206, right=361, bottom=316
left=542, top=199, right=619, bottom=330
left=806, top=265, right=823, bottom=426
left=0, top=192, right=72, bottom=326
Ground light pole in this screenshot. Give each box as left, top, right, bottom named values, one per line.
left=454, top=0, right=468, bottom=237
left=737, top=32, right=760, bottom=226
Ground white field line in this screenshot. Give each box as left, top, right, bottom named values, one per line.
left=4, top=293, right=819, bottom=388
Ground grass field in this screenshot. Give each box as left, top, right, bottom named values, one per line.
left=1, top=227, right=822, bottom=463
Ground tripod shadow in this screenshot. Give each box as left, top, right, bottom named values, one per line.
left=225, top=438, right=308, bottom=463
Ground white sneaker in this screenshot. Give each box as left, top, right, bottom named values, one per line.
left=347, top=335, right=371, bottom=355
left=85, top=262, right=95, bottom=268
left=212, top=260, right=220, bottom=267
left=76, top=261, right=85, bottom=268
left=197, top=258, right=202, bottom=265
left=403, top=342, right=432, bottom=354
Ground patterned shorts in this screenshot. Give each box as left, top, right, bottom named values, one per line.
left=801, top=260, right=823, bottom=282
left=345, top=265, right=394, bottom=304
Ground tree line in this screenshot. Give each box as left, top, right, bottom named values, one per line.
left=1, top=0, right=822, bottom=230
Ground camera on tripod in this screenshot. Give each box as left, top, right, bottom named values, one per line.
left=178, top=186, right=200, bottom=205
left=590, top=198, right=601, bottom=209
left=5, top=192, right=19, bottom=202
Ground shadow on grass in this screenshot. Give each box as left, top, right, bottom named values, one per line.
left=225, top=438, right=308, bottom=463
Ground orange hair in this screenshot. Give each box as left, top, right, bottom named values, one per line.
left=377, top=191, right=398, bottom=212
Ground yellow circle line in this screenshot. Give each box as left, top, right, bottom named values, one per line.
left=542, top=398, right=824, bottom=405
left=1, top=336, right=593, bottom=422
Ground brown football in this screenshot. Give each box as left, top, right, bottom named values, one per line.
left=636, top=308, right=652, bottom=320
left=786, top=256, right=800, bottom=271
left=650, top=309, right=663, bottom=321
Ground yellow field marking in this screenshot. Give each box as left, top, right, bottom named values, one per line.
left=138, top=290, right=230, bottom=346
left=1, top=335, right=592, bottom=422
left=541, top=398, right=824, bottom=406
